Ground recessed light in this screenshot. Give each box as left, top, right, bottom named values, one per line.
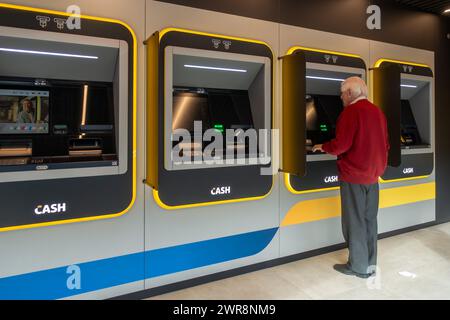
left=0, top=47, right=98, bottom=59
left=184, top=64, right=247, bottom=73
left=306, top=76, right=345, bottom=82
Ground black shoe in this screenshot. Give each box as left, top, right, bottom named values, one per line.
left=333, top=264, right=373, bottom=279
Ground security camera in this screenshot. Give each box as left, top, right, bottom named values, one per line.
left=36, top=16, right=51, bottom=28
left=54, top=18, right=66, bottom=30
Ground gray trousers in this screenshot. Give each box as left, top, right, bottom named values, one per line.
left=340, top=181, right=379, bottom=274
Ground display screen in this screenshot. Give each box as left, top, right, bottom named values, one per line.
left=0, top=78, right=117, bottom=168
left=401, top=100, right=418, bottom=128
left=306, top=94, right=343, bottom=145
left=0, top=89, right=49, bottom=134
left=172, top=88, right=255, bottom=133
left=172, top=91, right=210, bottom=132
left=401, top=99, right=422, bottom=145
left=208, top=89, right=254, bottom=131
left=306, top=96, right=319, bottom=131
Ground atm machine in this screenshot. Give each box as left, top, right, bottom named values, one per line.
left=146, top=28, right=273, bottom=208
left=0, top=5, right=136, bottom=232
left=372, top=60, right=434, bottom=182
left=281, top=47, right=367, bottom=194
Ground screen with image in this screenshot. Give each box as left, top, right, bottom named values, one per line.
left=0, top=89, right=49, bottom=134
left=306, top=94, right=343, bottom=146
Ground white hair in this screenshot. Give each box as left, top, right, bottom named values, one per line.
left=341, top=76, right=368, bottom=100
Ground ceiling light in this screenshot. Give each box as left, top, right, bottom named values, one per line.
left=401, top=84, right=417, bottom=88
left=444, top=8, right=450, bottom=14
left=0, top=47, right=98, bottom=59
left=306, top=76, right=345, bottom=82
left=184, top=64, right=247, bottom=73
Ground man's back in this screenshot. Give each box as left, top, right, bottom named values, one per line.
left=322, top=99, right=389, bottom=184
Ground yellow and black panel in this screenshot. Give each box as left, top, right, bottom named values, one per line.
left=0, top=4, right=136, bottom=232
left=146, top=32, right=159, bottom=190
left=281, top=52, right=306, bottom=177
left=372, top=62, right=402, bottom=167
left=146, top=28, right=273, bottom=208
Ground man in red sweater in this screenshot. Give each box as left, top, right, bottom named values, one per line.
left=313, top=76, right=389, bottom=278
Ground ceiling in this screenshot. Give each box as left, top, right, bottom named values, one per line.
left=395, top=0, right=450, bottom=15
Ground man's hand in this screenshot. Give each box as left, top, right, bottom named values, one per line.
left=312, top=144, right=324, bottom=153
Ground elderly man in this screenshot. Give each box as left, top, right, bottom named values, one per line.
left=313, top=77, right=389, bottom=279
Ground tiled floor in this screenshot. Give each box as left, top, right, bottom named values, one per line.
left=149, top=222, right=450, bottom=300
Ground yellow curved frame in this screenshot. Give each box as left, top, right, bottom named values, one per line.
left=374, top=58, right=433, bottom=184
left=0, top=3, right=137, bottom=232
left=284, top=46, right=366, bottom=195
left=153, top=27, right=275, bottom=210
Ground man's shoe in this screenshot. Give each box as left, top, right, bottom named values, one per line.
left=333, top=264, right=373, bottom=279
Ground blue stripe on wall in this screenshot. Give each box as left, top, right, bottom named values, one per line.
left=146, top=228, right=278, bottom=278
left=0, top=252, right=145, bottom=300
left=0, top=227, right=278, bottom=299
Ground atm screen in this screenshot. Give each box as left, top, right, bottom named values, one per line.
left=317, top=95, right=343, bottom=126
left=0, top=78, right=117, bottom=167
left=306, top=96, right=319, bottom=131
left=172, top=88, right=254, bottom=133
left=172, top=91, right=210, bottom=132
left=401, top=99, right=422, bottom=145
left=0, top=89, right=49, bottom=134
left=208, top=89, right=254, bottom=131
left=306, top=94, right=343, bottom=145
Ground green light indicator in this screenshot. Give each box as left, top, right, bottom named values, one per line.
left=320, top=124, right=328, bottom=132
left=214, top=124, right=224, bottom=133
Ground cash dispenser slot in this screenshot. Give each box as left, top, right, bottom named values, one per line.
left=69, top=138, right=103, bottom=156
left=0, top=139, right=31, bottom=166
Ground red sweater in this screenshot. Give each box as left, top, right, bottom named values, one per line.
left=322, top=99, right=389, bottom=184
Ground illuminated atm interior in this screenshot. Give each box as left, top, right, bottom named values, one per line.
left=0, top=34, right=123, bottom=171
left=166, top=47, right=271, bottom=169
left=400, top=77, right=431, bottom=149
left=305, top=68, right=364, bottom=154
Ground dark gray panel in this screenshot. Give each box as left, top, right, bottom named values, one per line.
left=382, top=152, right=434, bottom=180
left=289, top=159, right=339, bottom=192
left=281, top=52, right=306, bottom=177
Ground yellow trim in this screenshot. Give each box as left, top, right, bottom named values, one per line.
left=0, top=3, right=137, bottom=232
left=287, top=46, right=362, bottom=59
left=281, top=182, right=435, bottom=227
left=380, top=175, right=430, bottom=183
left=374, top=58, right=430, bottom=69
left=152, top=27, right=275, bottom=210
left=284, top=173, right=339, bottom=195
